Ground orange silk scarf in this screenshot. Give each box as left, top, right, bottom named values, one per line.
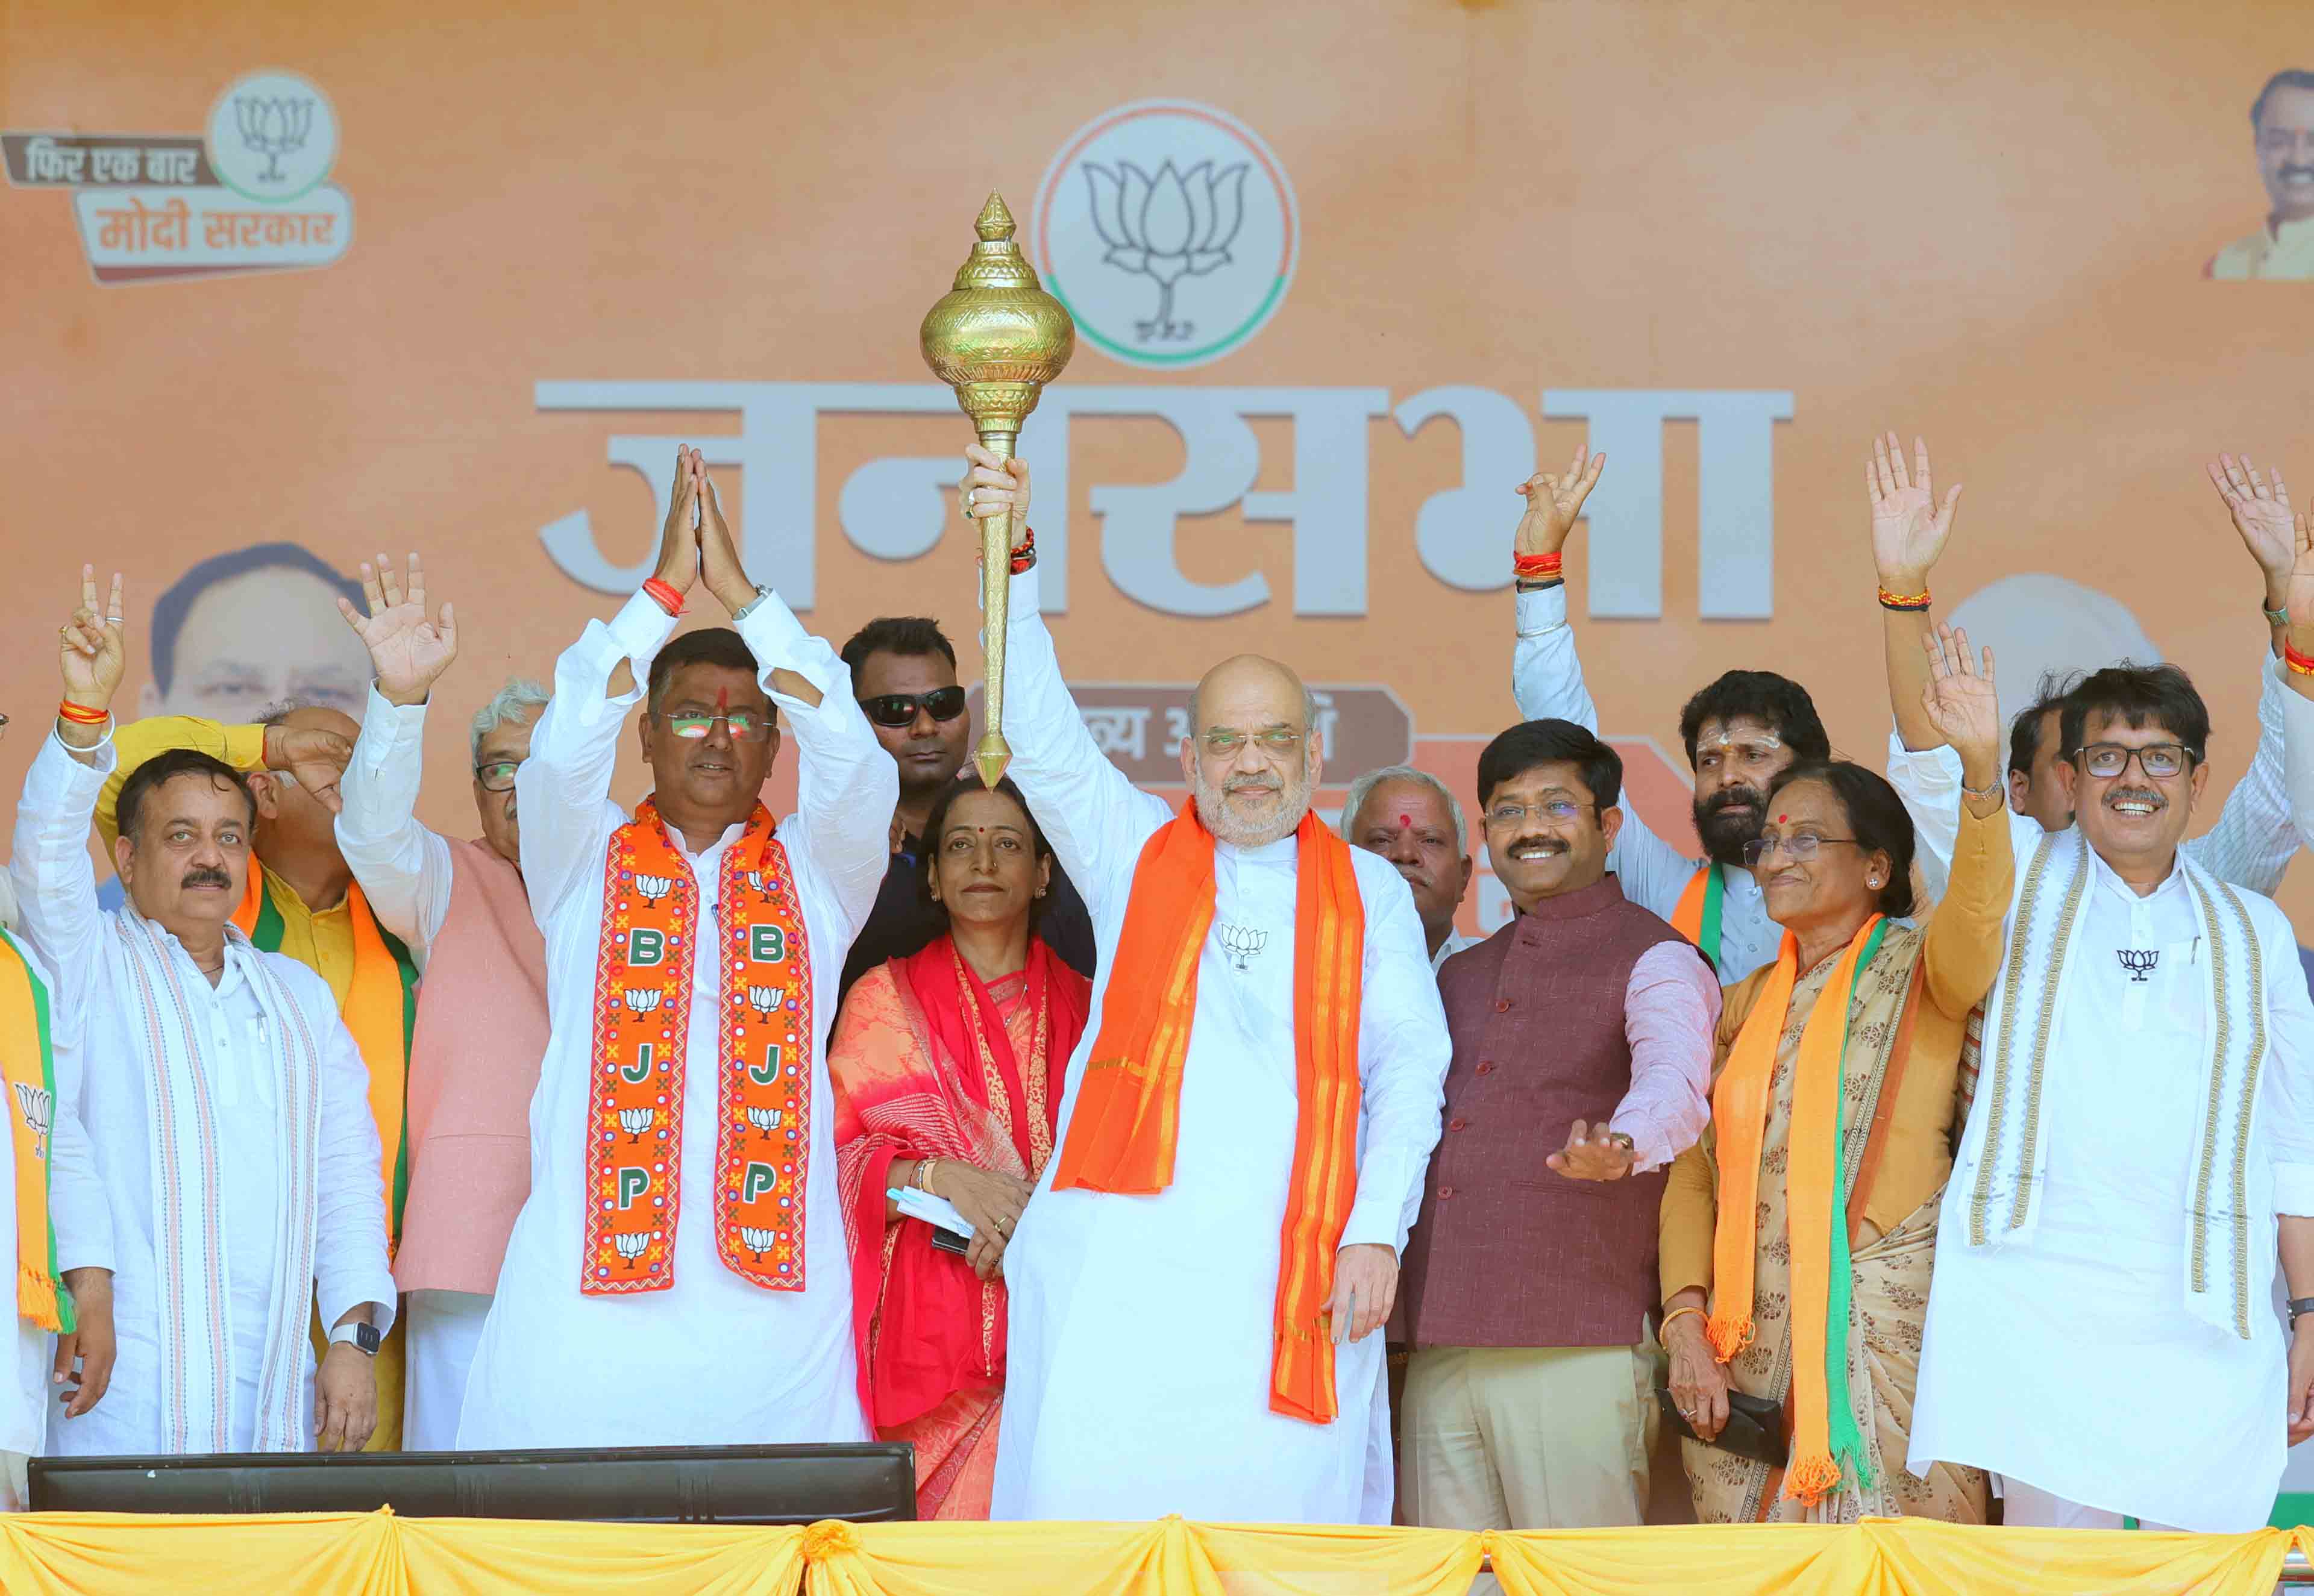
left=1707, top=916, right=1883, bottom=1505
left=1050, top=802, right=1366, bottom=1424
left=583, top=800, right=812, bottom=1295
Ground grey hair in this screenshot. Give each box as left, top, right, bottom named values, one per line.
left=1337, top=765, right=1468, bottom=856
left=257, top=698, right=317, bottom=726
left=471, top=678, right=550, bottom=760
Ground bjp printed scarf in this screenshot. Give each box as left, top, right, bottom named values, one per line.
left=583, top=798, right=812, bottom=1295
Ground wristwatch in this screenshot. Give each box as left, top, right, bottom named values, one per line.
left=732, top=584, right=773, bottom=624
left=2289, top=1297, right=2314, bottom=1327
left=328, top=1321, right=381, bottom=1356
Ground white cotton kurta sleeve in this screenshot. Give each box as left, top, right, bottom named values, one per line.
left=302, top=978, right=398, bottom=1335
left=734, top=590, right=895, bottom=941
left=334, top=686, right=455, bottom=967
left=1511, top=583, right=1701, bottom=923
left=1337, top=862, right=1449, bottom=1255
left=2188, top=656, right=2306, bottom=893
left=999, top=567, right=1173, bottom=918
left=1886, top=731, right=1966, bottom=903
left=2257, top=895, right=2314, bottom=1218
left=516, top=592, right=676, bottom=923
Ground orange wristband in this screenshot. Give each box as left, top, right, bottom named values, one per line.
left=55, top=701, right=110, bottom=726
left=2286, top=644, right=2314, bottom=677
left=1877, top=585, right=1931, bottom=611
left=1513, top=551, right=1563, bottom=580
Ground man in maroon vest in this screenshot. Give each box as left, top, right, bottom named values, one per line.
left=1397, top=719, right=1717, bottom=1538
left=331, top=554, right=551, bottom=1451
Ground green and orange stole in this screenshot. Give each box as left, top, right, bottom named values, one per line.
left=233, top=871, right=419, bottom=1241
left=1708, top=915, right=1889, bottom=1506
left=1670, top=865, right=1723, bottom=971
left=584, top=799, right=812, bottom=1295
left=1050, top=802, right=1365, bottom=1424
left=0, top=932, right=71, bottom=1334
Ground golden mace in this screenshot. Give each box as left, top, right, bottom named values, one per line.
left=920, top=192, right=1076, bottom=787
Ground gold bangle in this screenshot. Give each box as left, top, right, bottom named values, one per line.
left=915, top=1157, right=938, bottom=1194
left=1660, top=1304, right=1708, bottom=1342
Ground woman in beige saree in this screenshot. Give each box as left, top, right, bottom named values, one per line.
left=1658, top=628, right=2012, bottom=1523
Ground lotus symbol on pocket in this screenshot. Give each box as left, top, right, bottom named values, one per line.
left=1083, top=158, right=1248, bottom=342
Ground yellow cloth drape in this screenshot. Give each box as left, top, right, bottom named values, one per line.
left=0, top=1512, right=2302, bottom=1592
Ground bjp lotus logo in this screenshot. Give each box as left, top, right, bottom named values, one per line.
left=1033, top=100, right=1299, bottom=370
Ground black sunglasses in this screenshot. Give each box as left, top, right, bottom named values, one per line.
left=859, top=687, right=968, bottom=729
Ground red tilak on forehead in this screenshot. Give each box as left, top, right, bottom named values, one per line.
left=715, top=684, right=730, bottom=712
left=1398, top=812, right=1413, bottom=828
left=1776, top=813, right=1787, bottom=824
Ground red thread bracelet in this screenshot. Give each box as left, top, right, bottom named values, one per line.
left=641, top=577, right=685, bottom=618
left=1513, top=551, right=1563, bottom=580
left=2286, top=643, right=2314, bottom=677
left=55, top=701, right=110, bottom=725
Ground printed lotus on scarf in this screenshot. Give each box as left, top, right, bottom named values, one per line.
left=747, top=983, right=784, bottom=1018
left=1082, top=158, right=1250, bottom=340
left=612, top=1230, right=650, bottom=1262
left=11, top=1081, right=51, bottom=1159
left=618, top=1106, right=653, bottom=1143
left=746, top=1105, right=785, bottom=1136
left=621, top=987, right=664, bottom=1018
left=632, top=874, right=674, bottom=904
left=740, top=1224, right=776, bottom=1261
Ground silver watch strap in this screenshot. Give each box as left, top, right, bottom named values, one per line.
left=731, top=584, right=772, bottom=623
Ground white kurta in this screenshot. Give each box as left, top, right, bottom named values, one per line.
left=11, top=731, right=394, bottom=1456
left=1909, top=816, right=2314, bottom=1531
left=455, top=589, right=894, bottom=1450
left=989, top=569, right=1450, bottom=1525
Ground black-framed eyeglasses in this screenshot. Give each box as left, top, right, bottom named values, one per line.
left=1485, top=799, right=1596, bottom=828
left=1741, top=834, right=1860, bottom=866
left=858, top=687, right=968, bottom=728
left=474, top=759, right=524, bottom=793
left=654, top=709, right=775, bottom=743
left=2073, top=742, right=2196, bottom=781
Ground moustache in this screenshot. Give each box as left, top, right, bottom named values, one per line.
left=1506, top=835, right=1569, bottom=859
left=1223, top=778, right=1281, bottom=796
left=180, top=868, right=231, bottom=890
left=1702, top=785, right=1766, bottom=816
left=2105, top=787, right=2166, bottom=812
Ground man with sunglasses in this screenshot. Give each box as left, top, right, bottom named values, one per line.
left=456, top=445, right=892, bottom=1451
left=835, top=617, right=1095, bottom=1000
left=1908, top=640, right=2314, bottom=1532
left=1397, top=719, right=1714, bottom=1536
left=1510, top=451, right=1831, bottom=983
left=332, top=555, right=552, bottom=1451
left=961, top=445, right=1449, bottom=1525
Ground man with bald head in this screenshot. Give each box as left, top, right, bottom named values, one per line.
left=961, top=447, right=1450, bottom=1524
left=93, top=689, right=419, bottom=1449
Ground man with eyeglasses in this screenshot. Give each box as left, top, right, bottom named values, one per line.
left=1396, top=719, right=1714, bottom=1541
left=455, top=446, right=892, bottom=1451
left=1907, top=644, right=2314, bottom=1532
left=961, top=445, right=1449, bottom=1524
left=331, top=555, right=553, bottom=1451
left=833, top=616, right=1095, bottom=1001
left=1873, top=437, right=2314, bottom=900
left=1510, top=451, right=1831, bottom=982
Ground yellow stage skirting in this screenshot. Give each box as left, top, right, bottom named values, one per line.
left=0, top=1512, right=2307, bottom=1593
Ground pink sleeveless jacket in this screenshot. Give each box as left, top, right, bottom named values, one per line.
left=392, top=837, right=549, bottom=1296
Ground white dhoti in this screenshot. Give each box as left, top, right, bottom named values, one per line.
left=403, top=1289, right=491, bottom=1451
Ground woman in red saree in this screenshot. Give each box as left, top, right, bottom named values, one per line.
left=829, top=775, right=1091, bottom=1519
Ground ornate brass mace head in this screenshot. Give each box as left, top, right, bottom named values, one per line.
left=920, top=192, right=1076, bottom=787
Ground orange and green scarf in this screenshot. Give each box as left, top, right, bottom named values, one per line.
left=583, top=799, right=812, bottom=1295
left=0, top=932, right=70, bottom=1334
left=1051, top=802, right=1365, bottom=1424
left=1670, top=865, right=1724, bottom=972
left=233, top=871, right=418, bottom=1242
left=1708, top=915, right=1888, bottom=1506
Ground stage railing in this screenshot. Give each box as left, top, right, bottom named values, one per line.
left=0, top=1511, right=2310, bottom=1592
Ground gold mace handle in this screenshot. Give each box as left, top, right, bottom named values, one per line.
left=975, top=428, right=1015, bottom=789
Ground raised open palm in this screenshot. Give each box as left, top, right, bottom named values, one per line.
left=2207, top=454, right=2295, bottom=589
left=1919, top=622, right=1999, bottom=770
left=336, top=554, right=456, bottom=704
left=2288, top=511, right=2314, bottom=633
left=1869, top=432, right=1963, bottom=583
left=1513, top=449, right=1605, bottom=557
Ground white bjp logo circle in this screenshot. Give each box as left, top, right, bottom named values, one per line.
left=1031, top=99, right=1299, bottom=371
left=205, top=70, right=339, bottom=204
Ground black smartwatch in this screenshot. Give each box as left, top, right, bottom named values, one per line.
left=2288, top=1297, right=2314, bottom=1327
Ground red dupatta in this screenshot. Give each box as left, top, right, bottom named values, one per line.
left=830, top=936, right=1088, bottom=1429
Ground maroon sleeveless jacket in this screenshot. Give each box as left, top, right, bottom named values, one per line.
left=1399, top=872, right=1696, bottom=1349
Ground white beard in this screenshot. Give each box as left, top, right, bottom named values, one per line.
left=1193, top=766, right=1311, bottom=849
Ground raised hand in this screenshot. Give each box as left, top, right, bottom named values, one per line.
left=654, top=447, right=704, bottom=596
left=2286, top=512, right=2314, bottom=657
left=336, top=553, right=456, bottom=709
left=1920, top=622, right=2001, bottom=782
left=961, top=443, right=1032, bottom=545
left=262, top=722, right=355, bottom=815
left=1513, top=449, right=1606, bottom=559
left=691, top=449, right=756, bottom=615
left=1868, top=432, right=1963, bottom=587
left=2208, top=454, right=2296, bottom=607
left=58, top=566, right=127, bottom=728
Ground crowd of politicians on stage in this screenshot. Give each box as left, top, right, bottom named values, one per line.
left=1, top=430, right=2312, bottom=1541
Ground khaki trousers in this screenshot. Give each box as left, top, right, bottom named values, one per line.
left=1400, top=1344, right=1657, bottom=1533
